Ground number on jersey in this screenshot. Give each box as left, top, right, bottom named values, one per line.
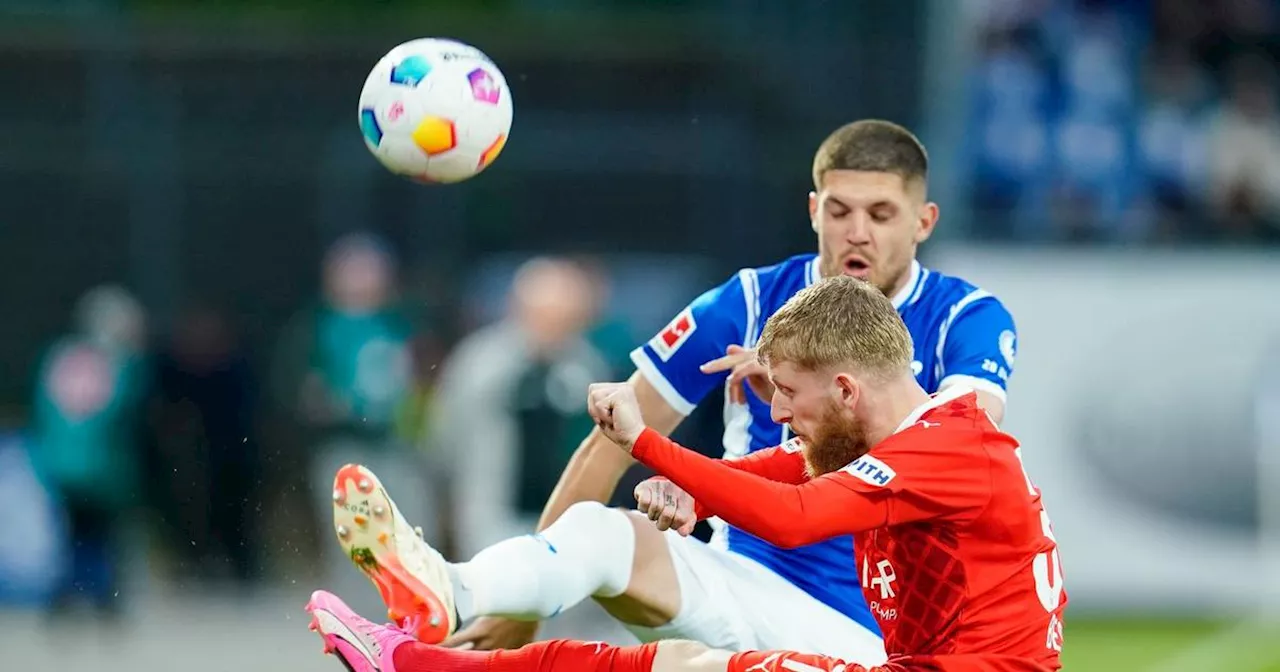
left=1014, top=447, right=1065, bottom=651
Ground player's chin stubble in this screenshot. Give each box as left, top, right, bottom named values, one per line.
left=802, top=403, right=872, bottom=478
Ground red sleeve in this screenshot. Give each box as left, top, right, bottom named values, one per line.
left=687, top=443, right=809, bottom=519
left=719, top=441, right=810, bottom=484
left=631, top=428, right=892, bottom=548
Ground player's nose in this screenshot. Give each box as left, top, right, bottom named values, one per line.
left=845, top=212, right=873, bottom=243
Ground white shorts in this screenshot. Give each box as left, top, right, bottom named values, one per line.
left=624, top=530, right=887, bottom=666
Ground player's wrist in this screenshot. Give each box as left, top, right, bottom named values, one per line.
left=628, top=426, right=658, bottom=456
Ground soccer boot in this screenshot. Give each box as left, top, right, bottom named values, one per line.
left=306, top=589, right=415, bottom=672
left=332, top=463, right=457, bottom=643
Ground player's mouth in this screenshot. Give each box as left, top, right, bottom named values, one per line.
left=841, top=256, right=872, bottom=279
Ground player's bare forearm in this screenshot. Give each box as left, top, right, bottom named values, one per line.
left=536, top=371, right=685, bottom=531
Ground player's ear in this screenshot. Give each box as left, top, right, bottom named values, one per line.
left=915, top=201, right=940, bottom=244
left=834, top=372, right=860, bottom=409
left=808, top=191, right=819, bottom=233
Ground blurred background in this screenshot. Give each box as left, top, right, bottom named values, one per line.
left=1, top=0, right=1278, bottom=669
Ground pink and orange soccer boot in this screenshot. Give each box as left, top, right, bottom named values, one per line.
left=307, top=590, right=416, bottom=672
left=332, top=463, right=457, bottom=644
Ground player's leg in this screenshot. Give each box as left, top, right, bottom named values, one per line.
left=332, top=464, right=681, bottom=643
left=622, top=529, right=885, bottom=665
left=307, top=590, right=903, bottom=672
left=307, top=589, right=665, bottom=672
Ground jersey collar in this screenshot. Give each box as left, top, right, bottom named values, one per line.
left=893, top=384, right=972, bottom=434
left=888, top=260, right=923, bottom=310
left=808, top=258, right=924, bottom=311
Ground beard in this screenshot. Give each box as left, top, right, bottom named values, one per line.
left=802, top=401, right=873, bottom=478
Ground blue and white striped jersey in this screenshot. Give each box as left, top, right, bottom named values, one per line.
left=629, top=253, right=1017, bottom=634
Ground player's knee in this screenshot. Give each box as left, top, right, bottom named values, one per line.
left=653, top=640, right=733, bottom=672
left=559, top=500, right=612, bottom=525
left=554, top=501, right=633, bottom=540
left=591, top=508, right=682, bottom=627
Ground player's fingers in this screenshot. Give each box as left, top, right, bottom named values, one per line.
left=699, top=348, right=751, bottom=374
left=641, top=487, right=660, bottom=520
left=638, top=481, right=660, bottom=511
left=441, top=627, right=480, bottom=648
left=729, top=362, right=760, bottom=386
left=647, top=487, right=668, bottom=524
left=675, top=493, right=696, bottom=530
left=726, top=364, right=752, bottom=404
left=633, top=483, right=651, bottom=509
left=676, top=517, right=697, bottom=537
left=670, top=506, right=693, bottom=535
left=698, top=353, right=736, bottom=373
left=656, top=494, right=679, bottom=530
left=725, top=366, right=740, bottom=401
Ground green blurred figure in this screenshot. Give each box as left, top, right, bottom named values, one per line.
left=29, top=285, right=148, bottom=620
left=275, top=233, right=428, bottom=617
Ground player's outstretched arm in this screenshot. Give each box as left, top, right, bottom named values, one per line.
left=627, top=429, right=888, bottom=548
left=536, top=370, right=685, bottom=531
left=632, top=446, right=810, bottom=535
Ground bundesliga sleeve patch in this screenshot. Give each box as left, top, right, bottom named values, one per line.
left=841, top=454, right=897, bottom=487
left=649, top=308, right=697, bottom=362
left=999, top=329, right=1017, bottom=368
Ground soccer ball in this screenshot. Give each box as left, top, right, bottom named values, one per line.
left=358, top=38, right=513, bottom=184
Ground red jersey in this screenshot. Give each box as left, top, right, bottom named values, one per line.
left=630, top=388, right=1066, bottom=671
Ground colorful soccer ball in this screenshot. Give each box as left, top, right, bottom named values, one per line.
left=358, top=38, right=512, bottom=184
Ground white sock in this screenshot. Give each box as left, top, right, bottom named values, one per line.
left=449, top=502, right=636, bottom=621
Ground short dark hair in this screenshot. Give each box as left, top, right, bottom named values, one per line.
left=811, top=120, right=929, bottom=190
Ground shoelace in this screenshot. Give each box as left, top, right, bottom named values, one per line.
left=394, top=612, right=423, bottom=637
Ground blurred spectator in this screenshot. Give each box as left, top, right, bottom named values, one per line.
left=1047, top=0, right=1139, bottom=242
left=147, top=302, right=259, bottom=588
left=272, top=232, right=426, bottom=616
left=575, top=257, right=638, bottom=380
left=963, top=0, right=1280, bottom=244
left=1205, top=52, right=1280, bottom=241
left=965, top=21, right=1054, bottom=240
left=431, top=257, right=611, bottom=558
left=1136, top=45, right=1211, bottom=240
left=28, top=285, right=148, bottom=620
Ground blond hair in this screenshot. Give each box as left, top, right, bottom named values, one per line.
left=811, top=119, right=929, bottom=191
left=756, top=276, right=914, bottom=379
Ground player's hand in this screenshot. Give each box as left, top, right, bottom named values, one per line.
left=587, top=382, right=646, bottom=451
left=700, top=345, right=775, bottom=404
left=441, top=616, right=539, bottom=651
left=633, top=477, right=698, bottom=536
